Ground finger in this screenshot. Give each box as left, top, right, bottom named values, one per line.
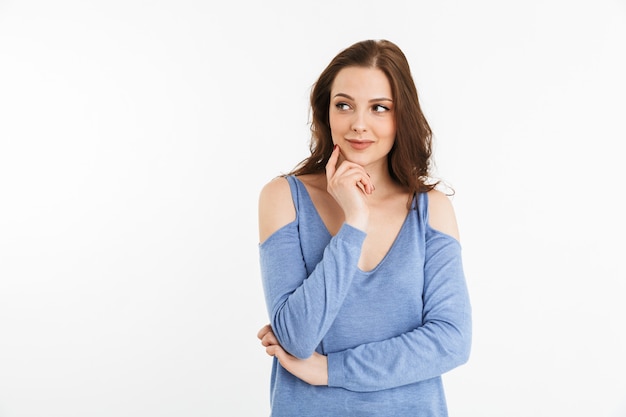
left=365, top=172, right=375, bottom=193
left=339, top=165, right=373, bottom=194
left=273, top=346, right=288, bottom=364
left=257, top=324, right=272, bottom=340
left=261, top=330, right=279, bottom=347
left=354, top=169, right=374, bottom=194
left=325, top=145, right=340, bottom=180
left=359, top=175, right=374, bottom=194
left=267, top=345, right=288, bottom=364
left=266, top=344, right=286, bottom=358
left=356, top=180, right=366, bottom=194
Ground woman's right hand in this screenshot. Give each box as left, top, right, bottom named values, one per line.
left=325, top=145, right=373, bottom=231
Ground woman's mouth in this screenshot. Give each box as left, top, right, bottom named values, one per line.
left=346, top=139, right=373, bottom=150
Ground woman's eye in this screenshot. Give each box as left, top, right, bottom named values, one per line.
left=335, top=102, right=350, bottom=110
left=373, top=104, right=390, bottom=112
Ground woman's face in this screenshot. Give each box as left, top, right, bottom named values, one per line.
left=329, top=66, right=396, bottom=169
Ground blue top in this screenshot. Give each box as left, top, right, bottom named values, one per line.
left=259, top=176, right=472, bottom=417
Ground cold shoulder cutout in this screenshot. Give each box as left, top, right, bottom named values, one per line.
left=423, top=189, right=461, bottom=243
left=258, top=176, right=297, bottom=244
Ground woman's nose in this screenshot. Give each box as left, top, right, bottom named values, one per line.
left=351, top=111, right=367, bottom=133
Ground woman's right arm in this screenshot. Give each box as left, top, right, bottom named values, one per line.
left=258, top=176, right=366, bottom=359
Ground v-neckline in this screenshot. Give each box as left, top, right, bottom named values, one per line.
left=293, top=176, right=414, bottom=274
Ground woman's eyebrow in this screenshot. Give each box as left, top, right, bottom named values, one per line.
left=332, top=93, right=393, bottom=102
left=369, top=97, right=393, bottom=102
left=333, top=93, right=353, bottom=100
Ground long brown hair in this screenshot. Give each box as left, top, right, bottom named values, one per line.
left=289, top=39, right=440, bottom=195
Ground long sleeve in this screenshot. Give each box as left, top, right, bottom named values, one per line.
left=259, top=222, right=366, bottom=359
left=326, top=231, right=472, bottom=392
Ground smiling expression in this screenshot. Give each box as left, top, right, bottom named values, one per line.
left=329, top=66, right=396, bottom=168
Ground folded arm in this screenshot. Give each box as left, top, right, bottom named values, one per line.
left=259, top=232, right=471, bottom=391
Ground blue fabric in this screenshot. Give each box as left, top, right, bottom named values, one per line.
left=259, top=176, right=472, bottom=417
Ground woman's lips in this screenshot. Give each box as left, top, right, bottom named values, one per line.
left=346, top=139, right=373, bottom=150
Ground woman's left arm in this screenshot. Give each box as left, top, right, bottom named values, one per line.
left=324, top=191, right=471, bottom=391
left=326, top=232, right=471, bottom=391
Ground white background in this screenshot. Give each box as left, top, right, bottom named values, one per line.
left=1, top=0, right=625, bottom=416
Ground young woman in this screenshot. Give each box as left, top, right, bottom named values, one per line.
left=257, top=39, right=472, bottom=417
